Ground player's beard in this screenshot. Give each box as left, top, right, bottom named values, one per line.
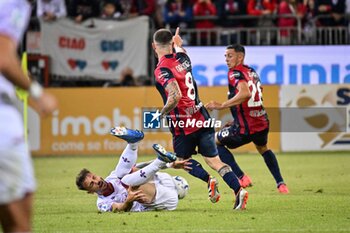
left=97, top=178, right=108, bottom=191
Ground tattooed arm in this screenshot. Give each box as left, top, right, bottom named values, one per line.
left=161, top=81, right=182, bottom=118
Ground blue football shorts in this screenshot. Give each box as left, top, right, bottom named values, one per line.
left=173, top=127, right=218, bottom=159
left=217, top=124, right=269, bottom=149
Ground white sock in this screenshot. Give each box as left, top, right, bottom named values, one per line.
left=115, top=144, right=138, bottom=178
left=121, top=159, right=165, bottom=186
left=129, top=142, right=138, bottom=150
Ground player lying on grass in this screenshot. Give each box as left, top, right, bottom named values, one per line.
left=76, top=127, right=190, bottom=212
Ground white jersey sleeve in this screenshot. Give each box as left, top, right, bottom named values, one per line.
left=0, top=0, right=31, bottom=45
left=0, top=0, right=31, bottom=97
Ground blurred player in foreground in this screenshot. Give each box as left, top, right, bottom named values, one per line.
left=152, top=27, right=248, bottom=209
left=76, top=127, right=190, bottom=212
left=0, top=0, right=58, bottom=232
left=206, top=44, right=289, bottom=194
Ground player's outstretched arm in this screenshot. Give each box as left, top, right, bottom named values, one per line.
left=0, top=35, right=58, bottom=116
left=221, top=81, right=251, bottom=108
left=172, top=27, right=186, bottom=53
left=170, top=159, right=192, bottom=171
left=205, top=100, right=224, bottom=110
left=206, top=81, right=251, bottom=110
left=0, top=35, right=32, bottom=91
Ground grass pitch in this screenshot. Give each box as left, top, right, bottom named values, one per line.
left=33, top=152, right=350, bottom=233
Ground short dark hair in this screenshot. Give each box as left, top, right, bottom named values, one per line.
left=153, top=29, right=172, bottom=45
left=226, top=44, right=245, bottom=54
left=76, top=168, right=91, bottom=191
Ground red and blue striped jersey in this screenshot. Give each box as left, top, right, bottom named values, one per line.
left=228, top=64, right=269, bottom=135
left=154, top=52, right=211, bottom=136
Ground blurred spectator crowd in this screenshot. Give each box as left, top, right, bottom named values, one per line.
left=29, top=0, right=349, bottom=45
left=27, top=0, right=349, bottom=87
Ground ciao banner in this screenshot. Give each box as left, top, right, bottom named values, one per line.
left=40, top=17, right=149, bottom=80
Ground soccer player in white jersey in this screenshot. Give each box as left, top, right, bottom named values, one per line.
left=0, top=0, right=57, bottom=232
left=76, top=127, right=190, bottom=212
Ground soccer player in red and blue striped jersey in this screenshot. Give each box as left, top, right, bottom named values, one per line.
left=153, top=28, right=249, bottom=209
left=206, top=44, right=289, bottom=194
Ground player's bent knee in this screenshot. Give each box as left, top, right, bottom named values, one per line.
left=218, top=165, right=232, bottom=177
left=255, top=144, right=268, bottom=155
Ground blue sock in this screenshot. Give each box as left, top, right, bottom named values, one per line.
left=222, top=170, right=241, bottom=194
left=262, top=150, right=284, bottom=184
left=218, top=145, right=244, bottom=178
left=188, top=159, right=210, bottom=183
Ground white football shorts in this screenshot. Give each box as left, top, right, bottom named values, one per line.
left=143, top=172, right=178, bottom=211
left=0, top=104, right=36, bottom=204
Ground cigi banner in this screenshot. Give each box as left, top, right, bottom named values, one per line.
left=40, top=17, right=149, bottom=80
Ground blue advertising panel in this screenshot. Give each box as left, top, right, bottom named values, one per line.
left=187, top=46, right=350, bottom=86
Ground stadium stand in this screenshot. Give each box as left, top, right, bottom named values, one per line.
left=25, top=0, right=349, bottom=86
